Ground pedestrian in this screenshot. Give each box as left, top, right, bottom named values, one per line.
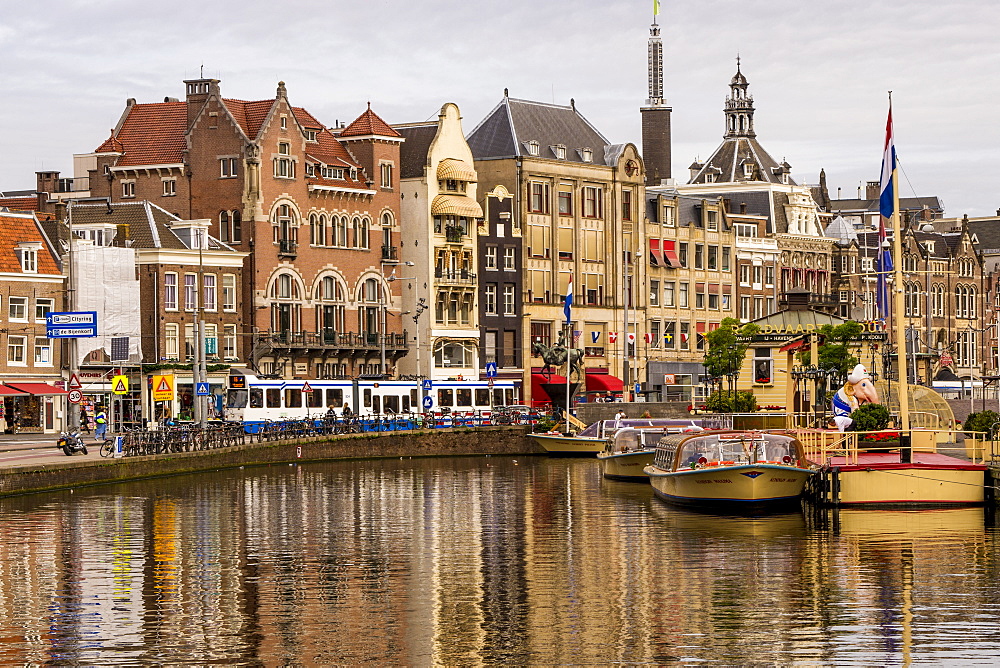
left=342, top=403, right=353, bottom=418
left=95, top=406, right=108, bottom=441
left=79, top=406, right=91, bottom=433
left=326, top=404, right=338, bottom=420
left=615, top=409, right=627, bottom=422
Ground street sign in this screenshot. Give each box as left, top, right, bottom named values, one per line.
left=68, top=373, right=82, bottom=390
left=46, top=311, right=97, bottom=326
left=487, top=378, right=494, bottom=388
left=301, top=381, right=313, bottom=393
left=421, top=379, right=433, bottom=391
left=635, top=383, right=641, bottom=396
left=152, top=374, right=175, bottom=401
left=939, top=352, right=953, bottom=367
left=422, top=395, right=434, bottom=410
left=196, top=382, right=211, bottom=396
left=67, top=389, right=82, bottom=404
left=485, top=362, right=498, bottom=378
left=112, top=375, right=129, bottom=394
left=47, top=326, right=97, bottom=338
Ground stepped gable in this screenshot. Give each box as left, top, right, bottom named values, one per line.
left=468, top=95, right=610, bottom=163
left=339, top=103, right=402, bottom=138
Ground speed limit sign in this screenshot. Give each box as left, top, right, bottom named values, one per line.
left=67, top=389, right=82, bottom=404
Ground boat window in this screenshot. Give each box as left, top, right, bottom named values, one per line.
left=402, top=395, right=410, bottom=412
left=226, top=389, right=248, bottom=409
left=285, top=389, right=302, bottom=408
left=266, top=388, right=281, bottom=408
left=492, top=389, right=505, bottom=405
left=364, top=389, right=372, bottom=407
left=456, top=388, right=472, bottom=406
left=249, top=388, right=263, bottom=408
left=438, top=389, right=453, bottom=407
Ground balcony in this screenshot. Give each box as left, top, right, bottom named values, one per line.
left=260, top=329, right=408, bottom=354
left=381, top=244, right=398, bottom=262
left=278, top=239, right=297, bottom=258
left=434, top=268, right=476, bottom=285
left=445, top=226, right=467, bottom=243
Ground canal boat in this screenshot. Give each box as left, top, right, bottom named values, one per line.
left=532, top=418, right=716, bottom=456
left=598, top=425, right=703, bottom=481
left=644, top=431, right=815, bottom=510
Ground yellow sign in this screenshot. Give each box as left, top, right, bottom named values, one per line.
left=112, top=375, right=129, bottom=395
left=152, top=374, right=175, bottom=401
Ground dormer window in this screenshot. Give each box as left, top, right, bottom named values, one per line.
left=526, top=140, right=539, bottom=156
left=780, top=172, right=789, bottom=184
left=305, top=164, right=315, bottom=177
left=743, top=163, right=753, bottom=178
left=552, top=144, right=567, bottom=160
left=304, top=129, right=317, bottom=141
left=581, top=148, right=593, bottom=163
left=705, top=174, right=715, bottom=183
left=16, top=243, right=40, bottom=273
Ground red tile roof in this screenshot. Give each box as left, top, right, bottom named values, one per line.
left=223, top=98, right=275, bottom=139
left=0, top=212, right=60, bottom=275
left=292, top=107, right=323, bottom=129
left=340, top=104, right=402, bottom=138
left=95, top=131, right=124, bottom=153
left=0, top=196, right=38, bottom=212
left=94, top=101, right=188, bottom=166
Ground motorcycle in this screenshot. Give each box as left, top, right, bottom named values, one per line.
left=57, top=431, right=88, bottom=456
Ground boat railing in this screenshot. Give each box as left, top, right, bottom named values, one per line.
left=793, top=429, right=860, bottom=466
left=793, top=428, right=985, bottom=466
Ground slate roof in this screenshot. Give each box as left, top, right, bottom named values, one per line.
left=968, top=219, right=1000, bottom=252
left=824, top=215, right=857, bottom=246
left=68, top=201, right=234, bottom=251
left=0, top=211, right=60, bottom=274
left=394, top=123, right=438, bottom=179
left=689, top=136, right=795, bottom=185
left=829, top=196, right=943, bottom=213
left=340, top=104, right=402, bottom=138
left=467, top=97, right=611, bottom=164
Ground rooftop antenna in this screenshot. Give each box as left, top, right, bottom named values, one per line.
left=200, top=63, right=204, bottom=78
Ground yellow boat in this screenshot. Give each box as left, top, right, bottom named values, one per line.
left=531, top=418, right=714, bottom=456
left=644, top=431, right=815, bottom=510
left=598, top=426, right=702, bottom=481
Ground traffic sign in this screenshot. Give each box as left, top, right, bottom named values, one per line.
left=112, top=375, right=129, bottom=395
left=67, top=389, right=82, bottom=404
left=47, top=326, right=97, bottom=338
left=422, top=395, right=434, bottom=410
left=301, top=381, right=313, bottom=393
left=152, top=374, right=175, bottom=401
left=487, top=378, right=494, bottom=388
left=46, top=311, right=97, bottom=326
left=195, top=382, right=210, bottom=396
left=484, top=362, right=498, bottom=378
left=68, top=373, right=82, bottom=390
left=421, top=379, right=433, bottom=391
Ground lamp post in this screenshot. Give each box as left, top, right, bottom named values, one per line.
left=386, top=269, right=417, bottom=380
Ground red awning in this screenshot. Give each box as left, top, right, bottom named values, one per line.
left=662, top=240, right=681, bottom=268
left=648, top=239, right=665, bottom=267
left=5, top=383, right=67, bottom=395
left=0, top=386, right=27, bottom=396
left=531, top=373, right=568, bottom=406
left=779, top=337, right=810, bottom=353
left=585, top=372, right=624, bottom=394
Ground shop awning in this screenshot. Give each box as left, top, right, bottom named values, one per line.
left=431, top=194, right=483, bottom=218
left=436, top=158, right=477, bottom=182
left=5, top=382, right=67, bottom=395
left=585, top=372, right=624, bottom=394
left=648, top=239, right=664, bottom=267
left=0, top=386, right=27, bottom=396
left=531, top=372, right=567, bottom=406
left=662, top=240, right=681, bottom=268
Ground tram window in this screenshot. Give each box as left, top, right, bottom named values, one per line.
left=384, top=395, right=399, bottom=413
left=438, top=389, right=453, bottom=407
left=372, top=395, right=380, bottom=413
left=326, top=389, right=343, bottom=407
left=227, top=389, right=248, bottom=409
left=456, top=388, right=472, bottom=407
left=410, top=389, right=418, bottom=404
left=475, top=389, right=489, bottom=406
left=492, top=389, right=504, bottom=405
left=285, top=389, right=302, bottom=408
left=402, top=395, right=410, bottom=412
left=363, top=389, right=372, bottom=407
left=307, top=390, right=322, bottom=408
left=266, top=389, right=281, bottom=408
left=504, top=389, right=515, bottom=405
left=250, top=388, right=264, bottom=408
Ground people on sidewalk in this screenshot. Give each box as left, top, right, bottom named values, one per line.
left=95, top=407, right=108, bottom=441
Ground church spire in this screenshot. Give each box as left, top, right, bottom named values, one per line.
left=647, top=21, right=664, bottom=106
left=724, top=58, right=756, bottom=138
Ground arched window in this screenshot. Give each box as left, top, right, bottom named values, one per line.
left=318, top=214, right=327, bottom=246
left=271, top=203, right=297, bottom=243
left=358, top=217, right=370, bottom=249
left=315, top=274, right=346, bottom=343
left=309, top=213, right=320, bottom=246
left=231, top=209, right=242, bottom=243
left=269, top=272, right=302, bottom=339
left=350, top=217, right=361, bottom=248
left=337, top=215, right=348, bottom=247
left=219, top=211, right=230, bottom=243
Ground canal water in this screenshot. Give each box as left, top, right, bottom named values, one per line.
left=0, top=456, right=998, bottom=665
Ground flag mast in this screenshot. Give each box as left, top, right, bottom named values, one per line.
left=887, top=92, right=910, bottom=432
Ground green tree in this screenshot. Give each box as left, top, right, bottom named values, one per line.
left=703, top=317, right=761, bottom=381
left=798, top=321, right=863, bottom=380
left=848, top=403, right=890, bottom=431
left=705, top=390, right=759, bottom=413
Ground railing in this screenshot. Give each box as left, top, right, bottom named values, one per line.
left=381, top=245, right=398, bottom=261
left=278, top=239, right=297, bottom=256
left=110, top=411, right=541, bottom=458
left=262, top=330, right=408, bottom=350
left=445, top=227, right=466, bottom=243
left=434, top=268, right=476, bottom=285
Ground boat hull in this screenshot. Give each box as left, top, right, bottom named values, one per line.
left=818, top=453, right=986, bottom=506
left=597, top=449, right=655, bottom=481
left=530, top=433, right=604, bottom=456
left=645, top=463, right=813, bottom=509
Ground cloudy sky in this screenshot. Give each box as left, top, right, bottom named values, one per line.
left=2, top=0, right=998, bottom=216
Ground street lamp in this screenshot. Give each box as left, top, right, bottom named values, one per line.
left=385, top=270, right=418, bottom=380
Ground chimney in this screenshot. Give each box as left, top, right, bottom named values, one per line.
left=183, top=78, right=220, bottom=126
left=865, top=181, right=880, bottom=200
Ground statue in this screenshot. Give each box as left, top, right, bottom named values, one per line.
left=532, top=332, right=584, bottom=379
left=830, top=364, right=879, bottom=431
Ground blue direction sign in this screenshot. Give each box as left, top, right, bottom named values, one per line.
left=484, top=362, right=498, bottom=378
left=195, top=382, right=211, bottom=396
left=422, top=395, right=434, bottom=410
left=46, top=311, right=98, bottom=338
left=421, top=379, right=433, bottom=391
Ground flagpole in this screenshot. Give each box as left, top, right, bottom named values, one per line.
left=888, top=92, right=910, bottom=432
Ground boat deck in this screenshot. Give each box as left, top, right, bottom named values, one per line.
left=821, top=451, right=987, bottom=473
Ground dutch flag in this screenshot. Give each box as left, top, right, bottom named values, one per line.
left=564, top=276, right=573, bottom=325
left=876, top=105, right=895, bottom=320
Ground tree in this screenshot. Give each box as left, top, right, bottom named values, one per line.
left=702, top=317, right=761, bottom=382
left=798, top=321, right=863, bottom=382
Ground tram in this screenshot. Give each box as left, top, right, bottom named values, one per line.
left=223, top=370, right=520, bottom=429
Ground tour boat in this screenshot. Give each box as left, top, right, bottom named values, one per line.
left=598, top=425, right=702, bottom=481
left=644, top=431, right=815, bottom=510
left=532, top=418, right=716, bottom=456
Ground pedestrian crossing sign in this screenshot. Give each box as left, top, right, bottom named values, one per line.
left=152, top=374, right=175, bottom=401
left=112, top=375, right=129, bottom=395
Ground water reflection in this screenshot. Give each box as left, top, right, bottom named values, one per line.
left=0, top=457, right=996, bottom=664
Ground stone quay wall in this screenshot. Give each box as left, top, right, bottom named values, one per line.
left=0, top=427, right=543, bottom=499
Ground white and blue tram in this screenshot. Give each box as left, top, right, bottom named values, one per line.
left=223, top=370, right=521, bottom=430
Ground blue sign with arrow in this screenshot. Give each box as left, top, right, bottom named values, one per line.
left=484, top=362, right=498, bottom=378
left=196, top=382, right=211, bottom=396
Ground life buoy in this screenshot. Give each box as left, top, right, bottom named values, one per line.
left=457, top=375, right=464, bottom=381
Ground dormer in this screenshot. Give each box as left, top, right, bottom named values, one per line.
left=688, top=160, right=704, bottom=181
left=523, top=140, right=540, bottom=156
left=550, top=144, right=567, bottom=160
left=578, top=147, right=593, bottom=163
left=16, top=241, right=42, bottom=273
left=171, top=218, right=212, bottom=250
